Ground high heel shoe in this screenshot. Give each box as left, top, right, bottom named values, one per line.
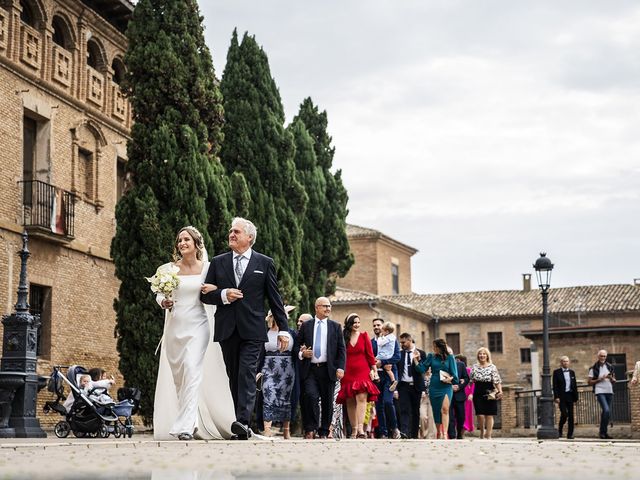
left=263, top=425, right=272, bottom=437
left=283, top=427, right=290, bottom=440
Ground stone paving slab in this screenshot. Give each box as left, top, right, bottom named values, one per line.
left=1, top=436, right=639, bottom=479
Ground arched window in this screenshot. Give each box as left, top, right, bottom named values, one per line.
left=20, top=0, right=36, bottom=27
left=111, top=58, right=125, bottom=85
left=86, top=39, right=103, bottom=69
left=52, top=15, right=72, bottom=50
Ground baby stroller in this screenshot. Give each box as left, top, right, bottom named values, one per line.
left=43, top=365, right=135, bottom=438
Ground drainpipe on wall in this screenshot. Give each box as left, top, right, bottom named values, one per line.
left=433, top=315, right=439, bottom=338
left=368, top=301, right=381, bottom=319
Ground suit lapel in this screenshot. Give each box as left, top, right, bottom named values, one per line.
left=222, top=252, right=235, bottom=286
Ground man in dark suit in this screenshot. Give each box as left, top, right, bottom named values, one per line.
left=396, top=333, right=426, bottom=439
left=201, top=217, right=290, bottom=440
left=294, top=297, right=345, bottom=439
left=553, top=355, right=579, bottom=439
left=448, top=354, right=470, bottom=440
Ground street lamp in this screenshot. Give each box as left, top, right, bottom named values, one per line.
left=533, top=252, right=558, bottom=439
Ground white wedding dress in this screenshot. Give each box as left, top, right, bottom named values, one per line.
left=153, top=261, right=235, bottom=440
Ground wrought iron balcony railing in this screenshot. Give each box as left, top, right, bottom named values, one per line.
left=19, top=180, right=76, bottom=239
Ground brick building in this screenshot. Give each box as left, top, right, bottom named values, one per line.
left=332, top=224, right=640, bottom=386
left=0, top=0, right=133, bottom=424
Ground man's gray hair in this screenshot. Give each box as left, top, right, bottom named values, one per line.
left=232, top=217, right=257, bottom=246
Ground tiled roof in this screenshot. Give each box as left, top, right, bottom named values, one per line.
left=346, top=224, right=418, bottom=255
left=332, top=284, right=640, bottom=319
left=330, top=288, right=378, bottom=303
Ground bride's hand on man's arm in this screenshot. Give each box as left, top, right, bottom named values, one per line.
left=200, top=283, right=217, bottom=294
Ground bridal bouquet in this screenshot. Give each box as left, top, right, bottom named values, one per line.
left=145, top=264, right=180, bottom=299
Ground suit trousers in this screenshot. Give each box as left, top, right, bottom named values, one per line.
left=374, top=371, right=398, bottom=436
left=219, top=333, right=263, bottom=426
left=303, top=364, right=334, bottom=436
left=448, top=398, right=466, bottom=439
left=397, top=382, right=421, bottom=438
left=557, top=391, right=575, bottom=437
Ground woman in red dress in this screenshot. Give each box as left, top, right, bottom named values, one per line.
left=336, top=313, right=380, bottom=438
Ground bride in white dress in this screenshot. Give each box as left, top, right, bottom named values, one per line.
left=153, top=226, right=235, bottom=440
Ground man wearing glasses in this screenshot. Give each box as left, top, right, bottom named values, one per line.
left=296, top=297, right=346, bottom=439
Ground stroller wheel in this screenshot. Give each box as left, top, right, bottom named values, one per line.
left=113, top=425, right=121, bottom=438
left=126, top=426, right=133, bottom=438
left=99, top=425, right=110, bottom=438
left=54, top=421, right=70, bottom=438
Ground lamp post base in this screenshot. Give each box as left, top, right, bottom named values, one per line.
left=536, top=425, right=559, bottom=440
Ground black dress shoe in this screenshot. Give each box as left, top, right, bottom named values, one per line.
left=178, top=433, right=193, bottom=441
left=567, top=435, right=575, bottom=439
left=231, top=421, right=251, bottom=440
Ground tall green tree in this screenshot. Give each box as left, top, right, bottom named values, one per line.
left=292, top=98, right=353, bottom=311
left=112, top=0, right=232, bottom=423
left=219, top=30, right=307, bottom=307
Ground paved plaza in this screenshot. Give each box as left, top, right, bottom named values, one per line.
left=1, top=435, right=639, bottom=480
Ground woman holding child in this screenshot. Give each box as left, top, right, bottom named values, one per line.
left=336, top=313, right=380, bottom=438
left=153, top=226, right=234, bottom=440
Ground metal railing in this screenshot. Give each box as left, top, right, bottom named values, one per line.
left=516, top=381, right=630, bottom=428
left=19, top=180, right=76, bottom=237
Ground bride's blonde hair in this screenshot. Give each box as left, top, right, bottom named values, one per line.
left=173, top=226, right=205, bottom=261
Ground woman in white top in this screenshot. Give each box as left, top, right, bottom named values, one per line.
left=631, top=360, right=640, bottom=385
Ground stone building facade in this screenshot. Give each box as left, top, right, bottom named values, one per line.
left=0, top=0, right=133, bottom=425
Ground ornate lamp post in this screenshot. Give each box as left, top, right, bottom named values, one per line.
left=533, top=252, right=558, bottom=439
left=0, top=232, right=46, bottom=438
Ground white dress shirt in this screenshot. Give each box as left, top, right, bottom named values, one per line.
left=563, top=369, right=571, bottom=392
left=221, top=249, right=253, bottom=304
left=400, top=348, right=415, bottom=383
left=311, top=317, right=328, bottom=363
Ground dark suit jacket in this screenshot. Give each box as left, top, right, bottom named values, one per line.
left=396, top=348, right=427, bottom=393
left=200, top=250, right=288, bottom=342
left=553, top=368, right=579, bottom=402
left=294, top=317, right=346, bottom=382
left=453, top=360, right=470, bottom=402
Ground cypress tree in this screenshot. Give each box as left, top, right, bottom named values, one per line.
left=220, top=31, right=307, bottom=308
left=112, top=0, right=231, bottom=423
left=292, top=98, right=353, bottom=310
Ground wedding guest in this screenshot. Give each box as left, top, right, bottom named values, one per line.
left=296, top=297, right=346, bottom=439
left=371, top=318, right=401, bottom=439
left=337, top=313, right=380, bottom=438
left=588, top=349, right=616, bottom=439
left=293, top=313, right=313, bottom=435
left=553, top=356, right=578, bottom=439
left=261, top=305, right=297, bottom=439
left=448, top=353, right=470, bottom=439
left=469, top=347, right=502, bottom=440
left=632, top=359, right=640, bottom=385
left=463, top=363, right=475, bottom=434
left=418, top=369, right=437, bottom=439
left=376, top=322, right=399, bottom=391
left=414, top=338, right=458, bottom=439
left=396, top=333, right=426, bottom=438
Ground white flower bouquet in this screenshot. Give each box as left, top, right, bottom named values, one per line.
left=145, top=264, right=180, bottom=299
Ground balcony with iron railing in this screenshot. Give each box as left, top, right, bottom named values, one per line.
left=19, top=180, right=76, bottom=242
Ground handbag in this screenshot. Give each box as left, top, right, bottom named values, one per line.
left=439, top=370, right=453, bottom=383
left=486, top=387, right=500, bottom=400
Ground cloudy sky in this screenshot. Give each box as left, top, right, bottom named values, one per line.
left=199, top=1, right=640, bottom=294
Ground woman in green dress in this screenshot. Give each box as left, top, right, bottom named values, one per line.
left=414, top=338, right=458, bottom=439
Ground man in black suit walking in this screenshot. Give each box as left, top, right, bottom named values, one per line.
left=553, top=355, right=579, bottom=439
left=396, top=333, right=426, bottom=439
left=295, top=297, right=345, bottom=439
left=448, top=354, right=470, bottom=439
left=201, top=217, right=290, bottom=440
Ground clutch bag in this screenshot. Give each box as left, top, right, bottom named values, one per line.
left=439, top=370, right=453, bottom=383
left=486, top=388, right=499, bottom=400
